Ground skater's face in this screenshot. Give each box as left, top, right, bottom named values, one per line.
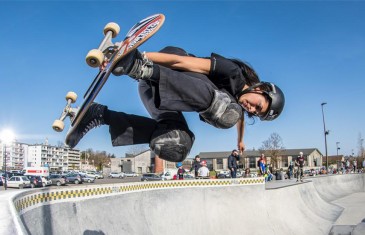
left=238, top=90, right=269, bottom=117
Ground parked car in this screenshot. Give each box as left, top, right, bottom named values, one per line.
left=217, top=170, right=231, bottom=178
left=83, top=176, right=95, bottom=183
left=49, top=174, right=68, bottom=186
left=96, top=172, right=104, bottom=179
left=65, top=173, right=84, bottom=184
left=43, top=176, right=52, bottom=186
left=141, top=173, right=164, bottom=181
left=7, top=176, right=31, bottom=189
left=124, top=172, right=138, bottom=177
left=108, top=172, right=125, bottom=178
left=85, top=171, right=104, bottom=179
left=27, top=175, right=44, bottom=188
left=183, top=174, right=196, bottom=180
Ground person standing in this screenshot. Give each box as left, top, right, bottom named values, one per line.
left=176, top=162, right=185, bottom=180
left=191, top=155, right=201, bottom=178
left=198, top=160, right=210, bottom=178
left=288, top=161, right=294, bottom=179
left=353, top=159, right=357, bottom=173
left=295, top=152, right=305, bottom=182
left=228, top=150, right=240, bottom=178
left=258, top=154, right=266, bottom=176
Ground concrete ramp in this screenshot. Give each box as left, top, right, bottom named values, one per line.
left=11, top=175, right=365, bottom=235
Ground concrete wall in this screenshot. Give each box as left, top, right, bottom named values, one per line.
left=10, top=175, right=365, bottom=235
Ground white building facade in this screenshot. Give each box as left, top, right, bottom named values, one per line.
left=0, top=142, right=28, bottom=170
left=1, top=141, right=80, bottom=172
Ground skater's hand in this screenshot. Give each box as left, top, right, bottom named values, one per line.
left=238, top=141, right=245, bottom=154
left=100, top=59, right=109, bottom=71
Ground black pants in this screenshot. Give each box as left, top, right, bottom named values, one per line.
left=107, top=47, right=217, bottom=146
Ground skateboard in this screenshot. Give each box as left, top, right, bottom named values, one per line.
left=52, top=14, right=165, bottom=146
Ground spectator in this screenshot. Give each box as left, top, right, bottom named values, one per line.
left=295, top=152, right=305, bottom=182
left=191, top=155, right=201, bottom=178
left=176, top=162, right=185, bottom=180
left=198, top=160, right=210, bottom=178
left=258, top=154, right=266, bottom=176
left=228, top=149, right=240, bottom=178
left=288, top=161, right=294, bottom=179
left=245, top=168, right=251, bottom=178
left=353, top=159, right=357, bottom=172
left=265, top=169, right=273, bottom=182
left=345, top=159, right=350, bottom=171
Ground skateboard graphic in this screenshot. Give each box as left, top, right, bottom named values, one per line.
left=52, top=14, right=165, bottom=146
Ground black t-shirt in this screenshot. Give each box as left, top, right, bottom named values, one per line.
left=296, top=156, right=305, bottom=167
left=208, top=53, right=247, bottom=99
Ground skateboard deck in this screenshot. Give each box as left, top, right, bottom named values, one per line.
left=52, top=14, right=165, bottom=147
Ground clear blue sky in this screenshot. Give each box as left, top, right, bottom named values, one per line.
left=1, top=1, right=364, bottom=158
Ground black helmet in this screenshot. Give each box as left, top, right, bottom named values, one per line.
left=235, top=82, right=285, bottom=121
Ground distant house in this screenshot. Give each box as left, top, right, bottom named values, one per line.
left=199, top=148, right=323, bottom=171
left=119, top=150, right=154, bottom=174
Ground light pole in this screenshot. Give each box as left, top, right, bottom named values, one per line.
left=1, top=129, right=15, bottom=190
left=321, top=102, right=329, bottom=172
left=336, top=142, right=340, bottom=156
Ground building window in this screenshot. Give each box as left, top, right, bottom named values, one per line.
left=217, top=159, right=223, bottom=170
left=282, top=156, right=288, bottom=167
left=249, top=157, right=256, bottom=168
left=205, top=159, right=213, bottom=171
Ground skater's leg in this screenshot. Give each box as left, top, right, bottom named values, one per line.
left=139, top=81, right=195, bottom=162
left=106, top=110, right=157, bottom=146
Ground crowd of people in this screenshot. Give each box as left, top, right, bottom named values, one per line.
left=175, top=151, right=365, bottom=181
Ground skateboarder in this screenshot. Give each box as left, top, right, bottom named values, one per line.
left=295, top=152, right=305, bottom=182
left=66, top=46, right=285, bottom=163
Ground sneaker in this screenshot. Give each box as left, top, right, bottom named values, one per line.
left=65, top=103, right=106, bottom=148
left=112, top=50, right=153, bottom=80
left=112, top=49, right=140, bottom=76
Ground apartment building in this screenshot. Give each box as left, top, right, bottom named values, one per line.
left=1, top=140, right=80, bottom=172
left=0, top=141, right=28, bottom=170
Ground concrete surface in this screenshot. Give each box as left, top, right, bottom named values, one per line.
left=2, top=174, right=365, bottom=235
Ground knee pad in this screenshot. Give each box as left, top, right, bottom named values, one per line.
left=150, top=129, right=195, bottom=162
left=199, top=90, right=242, bottom=129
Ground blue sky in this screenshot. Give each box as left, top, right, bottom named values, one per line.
left=1, top=1, right=364, bottom=158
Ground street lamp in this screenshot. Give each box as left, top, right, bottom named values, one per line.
left=1, top=129, right=15, bottom=190
left=336, top=142, right=340, bottom=156
left=321, top=102, right=329, bottom=172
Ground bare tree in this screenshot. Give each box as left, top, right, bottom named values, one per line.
left=259, top=132, right=285, bottom=169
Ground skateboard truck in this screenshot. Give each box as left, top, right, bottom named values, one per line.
left=52, top=92, right=78, bottom=132
left=85, top=22, right=121, bottom=68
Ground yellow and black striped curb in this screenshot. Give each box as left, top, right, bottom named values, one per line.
left=13, top=178, right=264, bottom=215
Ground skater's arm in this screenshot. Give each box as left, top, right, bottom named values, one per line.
left=146, top=52, right=211, bottom=74
left=236, top=115, right=245, bottom=153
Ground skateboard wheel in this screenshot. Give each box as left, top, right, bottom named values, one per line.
left=86, top=49, right=104, bottom=68
left=65, top=91, right=77, bottom=103
left=52, top=120, right=64, bottom=132
left=103, top=22, right=120, bottom=38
